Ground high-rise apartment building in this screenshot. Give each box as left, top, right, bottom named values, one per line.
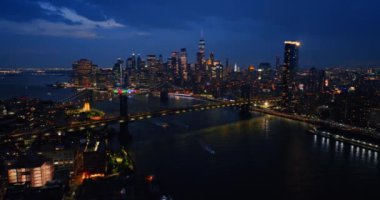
left=8, top=155, right=54, bottom=188
left=282, top=41, right=301, bottom=109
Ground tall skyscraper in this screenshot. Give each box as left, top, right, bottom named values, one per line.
left=146, top=55, right=157, bottom=68
left=73, top=59, right=93, bottom=76
left=113, top=58, right=124, bottom=85
left=282, top=41, right=301, bottom=109
left=180, top=48, right=188, bottom=81
left=170, top=51, right=179, bottom=76
left=283, top=41, right=300, bottom=81
left=195, top=36, right=206, bottom=84
left=72, top=58, right=95, bottom=87
left=136, top=54, right=142, bottom=72
left=197, top=38, right=206, bottom=67
left=126, top=53, right=142, bottom=72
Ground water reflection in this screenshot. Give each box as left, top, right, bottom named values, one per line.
left=313, top=134, right=378, bottom=164
left=374, top=152, right=378, bottom=163
left=313, top=135, right=317, bottom=147
left=326, top=138, right=330, bottom=149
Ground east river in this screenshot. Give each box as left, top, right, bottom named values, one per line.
left=1, top=73, right=379, bottom=199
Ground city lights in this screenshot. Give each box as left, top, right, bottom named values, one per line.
left=0, top=2, right=379, bottom=198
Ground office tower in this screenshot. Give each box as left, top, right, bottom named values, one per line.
left=283, top=41, right=300, bottom=82
left=126, top=57, right=132, bottom=70
left=225, top=58, right=230, bottom=73
left=180, top=48, right=188, bottom=81
left=282, top=41, right=301, bottom=109
left=275, top=56, right=282, bottom=84
left=73, top=59, right=93, bottom=76
left=126, top=53, right=136, bottom=70
left=126, top=53, right=142, bottom=72
left=196, top=37, right=206, bottom=73
left=136, top=55, right=142, bottom=71
left=113, top=58, right=124, bottom=85
left=308, top=67, right=318, bottom=93
left=146, top=55, right=157, bottom=68
left=197, top=38, right=206, bottom=65
left=258, top=63, right=272, bottom=80
left=206, top=52, right=215, bottom=72
left=72, top=59, right=95, bottom=87
left=215, top=64, right=224, bottom=82
left=170, top=51, right=179, bottom=76
left=318, top=70, right=327, bottom=93
left=195, top=36, right=206, bottom=84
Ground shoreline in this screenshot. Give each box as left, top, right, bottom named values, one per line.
left=251, top=107, right=380, bottom=141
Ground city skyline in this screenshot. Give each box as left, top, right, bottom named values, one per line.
left=1, top=0, right=380, bottom=68
left=1, top=1, right=380, bottom=199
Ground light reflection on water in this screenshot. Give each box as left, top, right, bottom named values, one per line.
left=313, top=134, right=378, bottom=164
left=128, top=109, right=379, bottom=199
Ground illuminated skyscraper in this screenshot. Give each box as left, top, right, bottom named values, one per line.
left=180, top=48, right=188, bottom=80
left=126, top=53, right=136, bottom=70
left=283, top=41, right=300, bottom=79
left=282, top=41, right=301, bottom=109
left=113, top=58, right=124, bottom=85
left=169, top=51, right=179, bottom=76
left=73, top=59, right=93, bottom=76
left=127, top=53, right=142, bottom=72
left=146, top=55, right=158, bottom=68
left=72, top=59, right=95, bottom=87
left=197, top=38, right=206, bottom=67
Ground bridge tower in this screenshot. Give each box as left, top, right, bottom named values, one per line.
left=240, top=83, right=252, bottom=117
left=84, top=89, right=94, bottom=105
left=120, top=94, right=128, bottom=118
left=160, top=83, right=169, bottom=103
left=119, top=93, right=131, bottom=143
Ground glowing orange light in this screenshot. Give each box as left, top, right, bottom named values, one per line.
left=82, top=102, right=91, bottom=112
left=89, top=173, right=105, bottom=178
left=146, top=175, right=154, bottom=182
left=90, top=116, right=102, bottom=121
left=248, top=65, right=255, bottom=72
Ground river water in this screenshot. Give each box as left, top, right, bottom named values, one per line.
left=1, top=74, right=379, bottom=200
left=126, top=109, right=379, bottom=199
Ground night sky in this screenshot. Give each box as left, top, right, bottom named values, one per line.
left=1, top=0, right=380, bottom=68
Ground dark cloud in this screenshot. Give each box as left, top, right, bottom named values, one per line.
left=0, top=0, right=380, bottom=67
